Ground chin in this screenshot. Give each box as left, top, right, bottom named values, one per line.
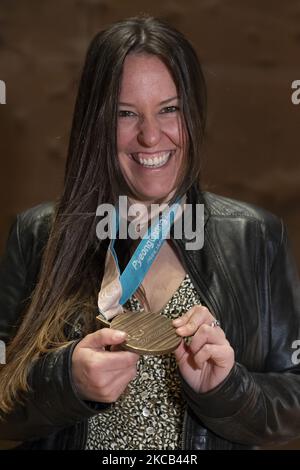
left=137, top=191, right=174, bottom=204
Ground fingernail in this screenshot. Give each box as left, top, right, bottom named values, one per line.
left=173, top=318, right=182, bottom=325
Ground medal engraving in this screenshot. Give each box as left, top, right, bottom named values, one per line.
left=96, top=310, right=181, bottom=355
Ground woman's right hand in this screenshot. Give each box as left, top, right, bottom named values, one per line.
left=72, top=328, right=139, bottom=402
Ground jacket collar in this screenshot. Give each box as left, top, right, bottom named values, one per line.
left=187, top=183, right=210, bottom=225
left=174, top=183, right=209, bottom=247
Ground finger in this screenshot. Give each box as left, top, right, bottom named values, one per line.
left=173, top=326, right=226, bottom=365
left=194, top=343, right=233, bottom=369
left=173, top=339, right=188, bottom=364
left=95, top=362, right=138, bottom=386
left=86, top=365, right=138, bottom=402
left=88, top=348, right=140, bottom=371
left=79, top=328, right=128, bottom=350
left=188, top=323, right=226, bottom=354
left=174, top=307, right=215, bottom=336
left=88, top=363, right=137, bottom=388
left=172, top=305, right=205, bottom=327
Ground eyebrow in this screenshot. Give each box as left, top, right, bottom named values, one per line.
left=118, top=96, right=179, bottom=107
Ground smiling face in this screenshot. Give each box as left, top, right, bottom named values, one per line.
left=117, top=53, right=186, bottom=203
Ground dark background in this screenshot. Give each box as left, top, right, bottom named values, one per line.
left=0, top=0, right=300, bottom=449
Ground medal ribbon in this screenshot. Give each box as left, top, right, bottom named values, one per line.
left=98, top=199, right=183, bottom=320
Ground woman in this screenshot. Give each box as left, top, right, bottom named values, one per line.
left=0, top=15, right=300, bottom=450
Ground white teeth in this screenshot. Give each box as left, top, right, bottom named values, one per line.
left=132, top=151, right=173, bottom=168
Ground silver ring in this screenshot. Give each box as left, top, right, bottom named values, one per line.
left=210, top=319, right=221, bottom=328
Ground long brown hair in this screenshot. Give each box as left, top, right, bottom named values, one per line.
left=0, top=14, right=207, bottom=413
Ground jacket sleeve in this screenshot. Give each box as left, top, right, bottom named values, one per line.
left=0, top=341, right=107, bottom=442
left=181, top=220, right=300, bottom=447
left=0, top=213, right=107, bottom=444
left=0, top=216, right=29, bottom=344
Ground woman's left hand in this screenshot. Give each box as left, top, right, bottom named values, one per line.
left=173, top=305, right=235, bottom=393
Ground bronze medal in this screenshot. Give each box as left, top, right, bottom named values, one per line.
left=96, top=310, right=181, bottom=355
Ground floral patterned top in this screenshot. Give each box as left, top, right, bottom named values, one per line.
left=85, top=273, right=202, bottom=450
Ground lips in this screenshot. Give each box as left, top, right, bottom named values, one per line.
left=130, top=150, right=175, bottom=169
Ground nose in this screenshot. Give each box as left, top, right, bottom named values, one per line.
left=137, top=115, right=162, bottom=147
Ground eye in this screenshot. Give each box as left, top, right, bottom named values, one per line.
left=160, top=105, right=180, bottom=114
left=118, top=110, right=136, bottom=118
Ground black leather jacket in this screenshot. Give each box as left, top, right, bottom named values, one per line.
left=1, top=189, right=300, bottom=450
